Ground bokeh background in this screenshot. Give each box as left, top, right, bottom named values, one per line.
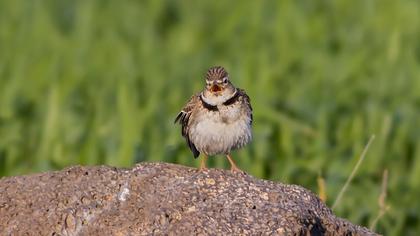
left=0, top=0, right=419, bottom=235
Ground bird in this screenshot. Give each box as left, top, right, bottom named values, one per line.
left=175, top=66, right=253, bottom=172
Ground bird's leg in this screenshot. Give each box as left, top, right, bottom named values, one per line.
left=199, top=154, right=208, bottom=171
left=226, top=154, right=241, bottom=172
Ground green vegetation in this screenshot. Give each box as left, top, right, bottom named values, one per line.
left=0, top=1, right=419, bottom=234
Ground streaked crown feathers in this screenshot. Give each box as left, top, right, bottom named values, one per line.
left=205, top=66, right=228, bottom=81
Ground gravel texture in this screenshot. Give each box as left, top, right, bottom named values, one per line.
left=0, top=162, right=379, bottom=235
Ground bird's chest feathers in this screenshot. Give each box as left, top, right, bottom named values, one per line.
left=204, top=105, right=241, bottom=124
left=192, top=104, right=247, bottom=140
left=190, top=104, right=251, bottom=155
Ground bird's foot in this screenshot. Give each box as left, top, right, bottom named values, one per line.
left=226, top=154, right=245, bottom=174
left=230, top=165, right=245, bottom=174
left=199, top=155, right=208, bottom=172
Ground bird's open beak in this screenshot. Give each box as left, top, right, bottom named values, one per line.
left=210, top=84, right=222, bottom=93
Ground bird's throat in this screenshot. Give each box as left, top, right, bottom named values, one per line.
left=201, top=89, right=237, bottom=107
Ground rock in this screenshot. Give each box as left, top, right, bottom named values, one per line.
left=0, top=162, right=378, bottom=235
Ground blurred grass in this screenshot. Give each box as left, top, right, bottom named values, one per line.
left=0, top=0, right=419, bottom=235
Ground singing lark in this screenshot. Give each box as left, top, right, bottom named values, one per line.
left=175, top=66, right=252, bottom=172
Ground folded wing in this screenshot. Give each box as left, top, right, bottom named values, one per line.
left=174, top=94, right=200, bottom=158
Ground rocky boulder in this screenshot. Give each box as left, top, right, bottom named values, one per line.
left=0, top=162, right=378, bottom=235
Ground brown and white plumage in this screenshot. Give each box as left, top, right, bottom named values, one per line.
left=175, top=66, right=252, bottom=172
left=174, top=94, right=201, bottom=157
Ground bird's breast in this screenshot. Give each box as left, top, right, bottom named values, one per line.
left=214, top=104, right=242, bottom=124
left=189, top=104, right=252, bottom=155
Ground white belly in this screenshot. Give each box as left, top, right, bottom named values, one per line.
left=189, top=107, right=252, bottom=155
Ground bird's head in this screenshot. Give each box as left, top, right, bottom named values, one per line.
left=202, top=66, right=236, bottom=105
left=205, top=66, right=235, bottom=95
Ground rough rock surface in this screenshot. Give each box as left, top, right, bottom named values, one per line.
left=0, top=162, right=378, bottom=235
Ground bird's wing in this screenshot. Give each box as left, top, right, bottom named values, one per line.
left=237, top=89, right=253, bottom=124
left=174, top=93, right=199, bottom=136
left=174, top=94, right=200, bottom=158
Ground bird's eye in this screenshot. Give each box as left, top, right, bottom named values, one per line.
left=222, top=77, right=228, bottom=84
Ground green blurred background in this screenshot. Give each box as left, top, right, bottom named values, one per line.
left=0, top=0, right=419, bottom=234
